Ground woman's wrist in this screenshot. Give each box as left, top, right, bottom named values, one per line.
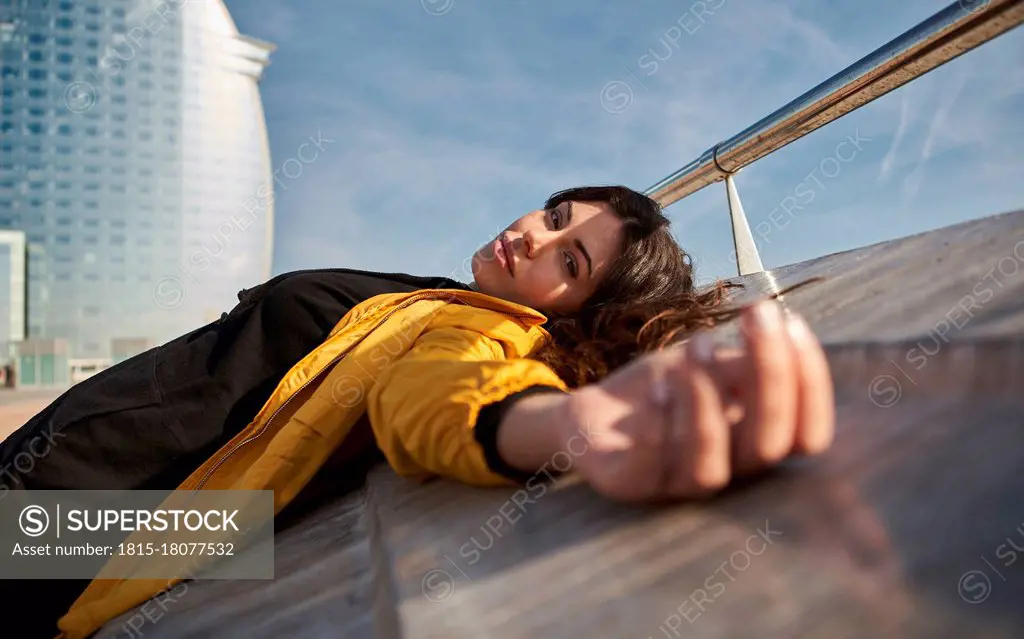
left=495, top=389, right=577, bottom=476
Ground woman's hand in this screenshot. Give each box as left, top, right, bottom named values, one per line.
left=555, top=299, right=835, bottom=503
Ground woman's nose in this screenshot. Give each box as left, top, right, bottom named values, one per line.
left=521, top=229, right=554, bottom=258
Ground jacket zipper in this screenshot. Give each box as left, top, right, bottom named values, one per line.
left=191, top=291, right=532, bottom=492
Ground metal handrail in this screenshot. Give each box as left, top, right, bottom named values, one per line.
left=645, top=0, right=1024, bottom=275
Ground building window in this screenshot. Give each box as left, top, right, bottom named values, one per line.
left=29, top=69, right=48, bottom=81
left=29, top=50, right=45, bottom=62
left=57, top=52, right=74, bottom=64
left=55, top=18, right=74, bottom=30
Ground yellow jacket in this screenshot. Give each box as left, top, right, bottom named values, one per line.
left=56, top=288, right=568, bottom=638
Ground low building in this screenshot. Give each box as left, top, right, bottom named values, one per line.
left=0, top=230, right=26, bottom=366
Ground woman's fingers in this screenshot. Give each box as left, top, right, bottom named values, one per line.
left=696, top=308, right=835, bottom=460
left=784, top=313, right=835, bottom=454
left=732, top=301, right=800, bottom=474
left=582, top=301, right=836, bottom=503
left=665, top=334, right=731, bottom=496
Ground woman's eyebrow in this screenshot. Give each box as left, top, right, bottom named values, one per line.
left=563, top=202, right=592, bottom=277
left=575, top=238, right=593, bottom=278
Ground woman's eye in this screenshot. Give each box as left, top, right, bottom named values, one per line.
left=550, top=209, right=562, bottom=229
left=564, top=252, right=578, bottom=278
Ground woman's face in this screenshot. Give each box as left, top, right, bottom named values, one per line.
left=470, top=200, right=625, bottom=314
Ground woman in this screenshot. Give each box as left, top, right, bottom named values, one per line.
left=2, top=185, right=833, bottom=638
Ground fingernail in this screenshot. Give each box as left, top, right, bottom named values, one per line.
left=786, top=313, right=813, bottom=340
left=753, top=300, right=783, bottom=330
left=689, top=330, right=715, bottom=364
left=650, top=374, right=670, bottom=407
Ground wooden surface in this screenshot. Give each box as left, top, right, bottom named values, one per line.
left=91, top=208, right=1024, bottom=638
left=373, top=337, right=1024, bottom=639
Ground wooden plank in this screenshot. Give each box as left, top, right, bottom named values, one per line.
left=93, top=482, right=380, bottom=639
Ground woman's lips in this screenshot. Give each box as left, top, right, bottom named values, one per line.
left=495, top=235, right=515, bottom=276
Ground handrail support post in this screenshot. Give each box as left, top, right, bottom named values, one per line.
left=725, top=173, right=764, bottom=276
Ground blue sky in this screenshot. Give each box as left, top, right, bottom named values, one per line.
left=223, top=0, right=1024, bottom=286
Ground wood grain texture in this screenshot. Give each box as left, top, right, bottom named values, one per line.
left=92, top=209, right=1024, bottom=638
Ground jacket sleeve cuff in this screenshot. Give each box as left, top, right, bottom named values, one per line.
left=473, top=384, right=569, bottom=483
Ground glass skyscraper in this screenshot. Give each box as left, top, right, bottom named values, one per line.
left=0, top=0, right=275, bottom=361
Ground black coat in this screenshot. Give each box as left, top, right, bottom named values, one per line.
left=0, top=267, right=473, bottom=639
